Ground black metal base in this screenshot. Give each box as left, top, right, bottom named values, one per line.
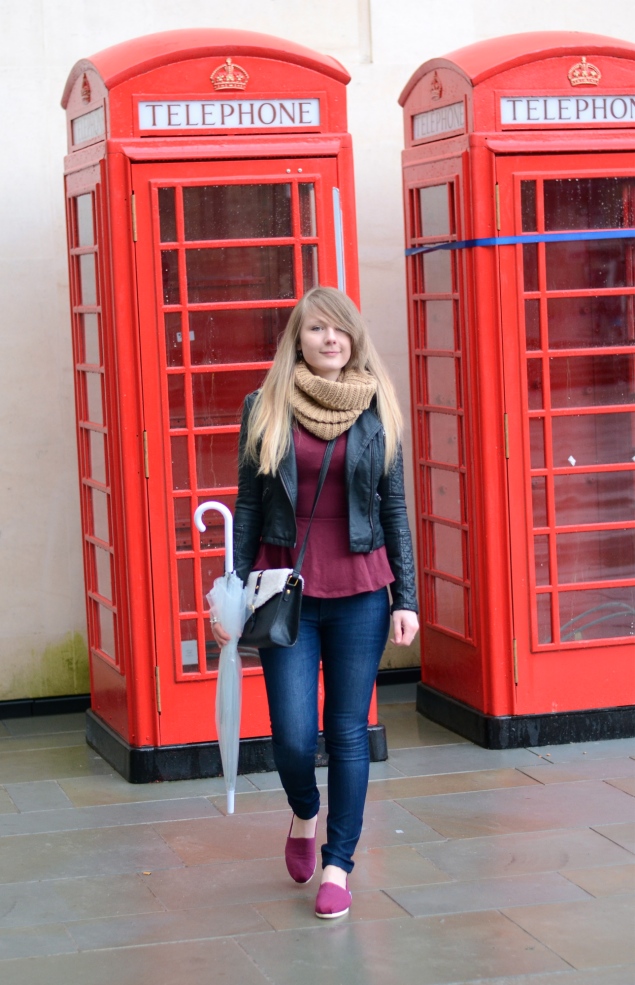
left=0, top=694, right=91, bottom=719
left=86, top=710, right=388, bottom=783
left=376, top=667, right=421, bottom=686
left=417, top=683, right=635, bottom=749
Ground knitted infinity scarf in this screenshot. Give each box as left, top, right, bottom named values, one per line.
left=290, top=362, right=377, bottom=439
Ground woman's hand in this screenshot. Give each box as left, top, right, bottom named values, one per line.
left=390, top=610, right=419, bottom=646
left=211, top=620, right=232, bottom=647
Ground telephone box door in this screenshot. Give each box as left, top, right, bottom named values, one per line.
left=133, top=157, right=341, bottom=745
left=497, top=154, right=635, bottom=714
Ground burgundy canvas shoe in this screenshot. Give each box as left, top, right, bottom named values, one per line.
left=284, top=817, right=317, bottom=884
left=315, top=880, right=351, bottom=919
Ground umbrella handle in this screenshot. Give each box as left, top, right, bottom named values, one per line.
left=193, top=501, right=234, bottom=574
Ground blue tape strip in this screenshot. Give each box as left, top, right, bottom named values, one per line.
left=405, top=228, right=635, bottom=257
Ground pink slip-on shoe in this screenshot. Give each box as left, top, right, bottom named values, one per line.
left=315, top=880, right=351, bottom=919
left=284, top=816, right=317, bottom=884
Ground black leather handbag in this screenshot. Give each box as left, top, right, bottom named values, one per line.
left=239, top=438, right=336, bottom=649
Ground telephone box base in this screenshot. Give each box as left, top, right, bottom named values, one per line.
left=86, top=710, right=388, bottom=784
left=417, top=685, right=635, bottom=751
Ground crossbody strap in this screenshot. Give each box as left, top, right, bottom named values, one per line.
left=290, top=437, right=337, bottom=581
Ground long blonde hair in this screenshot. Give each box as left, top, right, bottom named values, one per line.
left=244, top=287, right=403, bottom=474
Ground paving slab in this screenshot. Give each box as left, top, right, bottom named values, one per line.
left=366, top=768, right=538, bottom=801
left=4, top=779, right=74, bottom=812
left=0, top=923, right=77, bottom=961
left=0, top=732, right=99, bottom=752
left=449, top=968, right=635, bottom=985
left=349, top=844, right=453, bottom=890
left=593, top=821, right=635, bottom=855
left=385, top=870, right=590, bottom=917
left=415, top=827, right=635, bottom=880
left=357, top=798, right=447, bottom=849
left=518, top=758, right=635, bottom=785
left=0, top=788, right=18, bottom=814
left=503, top=895, right=635, bottom=969
left=606, top=776, right=635, bottom=797
left=0, top=745, right=112, bottom=783
left=397, top=779, right=635, bottom=839
left=0, top=937, right=270, bottom=985
left=1, top=713, right=86, bottom=736
left=0, top=873, right=165, bottom=929
left=143, top=857, right=313, bottom=909
left=253, top=887, right=407, bottom=929
left=238, top=911, right=570, bottom=985
left=562, top=863, right=635, bottom=897
left=387, top=743, right=543, bottom=777
left=66, top=901, right=271, bottom=950
left=0, top=796, right=220, bottom=836
left=527, top=738, right=635, bottom=763
left=378, top=702, right=467, bottom=749
left=58, top=772, right=255, bottom=807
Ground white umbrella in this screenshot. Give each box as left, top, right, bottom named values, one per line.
left=193, top=501, right=248, bottom=814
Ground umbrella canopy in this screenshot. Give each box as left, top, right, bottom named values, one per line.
left=193, top=502, right=248, bottom=814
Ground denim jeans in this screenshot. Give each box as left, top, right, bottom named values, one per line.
left=259, top=588, right=390, bottom=873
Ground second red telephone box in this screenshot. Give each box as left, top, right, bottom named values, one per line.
left=61, top=29, right=386, bottom=780
left=400, top=32, right=635, bottom=747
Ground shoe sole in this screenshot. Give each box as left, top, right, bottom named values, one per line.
left=315, top=906, right=350, bottom=919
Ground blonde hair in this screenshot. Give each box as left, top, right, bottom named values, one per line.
left=244, top=287, right=403, bottom=474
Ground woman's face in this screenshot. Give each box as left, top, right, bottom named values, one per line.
left=298, top=307, right=352, bottom=381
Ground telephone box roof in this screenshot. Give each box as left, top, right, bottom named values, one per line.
left=62, top=28, right=350, bottom=108
left=399, top=30, right=635, bottom=105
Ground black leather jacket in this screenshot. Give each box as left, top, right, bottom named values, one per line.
left=233, top=392, right=418, bottom=613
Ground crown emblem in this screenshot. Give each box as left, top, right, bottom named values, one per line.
left=81, top=73, right=92, bottom=103
left=430, top=71, right=443, bottom=101
left=568, top=56, right=601, bottom=87
left=210, top=57, right=249, bottom=91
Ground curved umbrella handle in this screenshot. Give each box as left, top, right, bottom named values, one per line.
left=193, top=501, right=234, bottom=574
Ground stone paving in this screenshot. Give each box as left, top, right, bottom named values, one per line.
left=0, top=684, right=633, bottom=984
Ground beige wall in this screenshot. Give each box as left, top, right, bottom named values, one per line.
left=1, top=1, right=633, bottom=697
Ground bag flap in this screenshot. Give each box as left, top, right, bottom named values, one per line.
left=245, top=569, right=303, bottom=610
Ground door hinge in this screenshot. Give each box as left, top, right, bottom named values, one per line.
left=512, top=638, right=519, bottom=685
left=495, top=183, right=501, bottom=231
left=143, top=430, right=149, bottom=478
left=503, top=414, right=510, bottom=459
left=131, top=192, right=138, bottom=242
left=155, top=666, right=162, bottom=714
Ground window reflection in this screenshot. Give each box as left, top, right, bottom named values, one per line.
left=547, top=295, right=635, bottom=349
left=554, top=471, right=635, bottom=525
left=426, top=357, right=457, bottom=407
left=183, top=184, right=292, bottom=240
left=428, top=412, right=459, bottom=465
left=557, top=529, right=635, bottom=584
left=419, top=185, right=450, bottom=238
left=192, top=369, right=266, bottom=427
left=423, top=249, right=452, bottom=294
left=158, top=187, right=177, bottom=242
left=544, top=177, right=635, bottom=231
left=560, top=586, right=635, bottom=641
left=550, top=354, right=635, bottom=407
left=430, top=468, right=461, bottom=522
left=186, top=246, right=294, bottom=303
left=432, top=523, right=463, bottom=578
left=434, top=578, right=464, bottom=635
left=426, top=300, right=455, bottom=350
left=546, top=238, right=635, bottom=291
left=551, top=412, right=634, bottom=466
left=195, top=432, right=239, bottom=489
left=188, top=307, right=289, bottom=364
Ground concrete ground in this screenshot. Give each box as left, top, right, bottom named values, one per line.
left=0, top=684, right=634, bottom=985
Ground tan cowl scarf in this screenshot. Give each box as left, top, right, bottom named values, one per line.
left=290, top=362, right=377, bottom=439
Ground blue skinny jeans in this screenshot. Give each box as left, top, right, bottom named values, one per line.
left=259, top=588, right=390, bottom=873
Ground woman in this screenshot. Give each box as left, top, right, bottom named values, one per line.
left=212, top=286, right=419, bottom=919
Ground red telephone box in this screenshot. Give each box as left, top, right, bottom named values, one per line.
left=400, top=32, right=635, bottom=747
left=61, top=29, right=385, bottom=780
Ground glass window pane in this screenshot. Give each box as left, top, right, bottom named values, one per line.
left=534, top=535, right=550, bottom=586
left=419, top=185, right=450, bottom=238
left=554, top=471, right=635, bottom=525
left=426, top=301, right=455, bottom=350
left=91, top=488, right=109, bottom=543
left=167, top=374, right=186, bottom=429
left=428, top=413, right=459, bottom=465
left=531, top=476, right=548, bottom=528
left=432, top=523, right=463, bottom=578
left=89, top=430, right=106, bottom=483
left=551, top=412, right=635, bottom=467
left=546, top=238, right=635, bottom=291
left=523, top=243, right=539, bottom=293
left=544, top=177, right=635, bottom=231
left=79, top=253, right=97, bottom=305
left=423, top=249, right=452, bottom=294
left=180, top=620, right=199, bottom=674
left=174, top=497, right=193, bottom=552
left=434, top=578, right=464, bottom=635
left=165, top=312, right=183, bottom=367
left=529, top=418, right=545, bottom=469
left=526, top=359, right=543, bottom=410
left=192, top=369, right=266, bottom=427
left=183, top=184, right=292, bottom=240
left=299, top=183, right=317, bottom=237
left=550, top=354, right=635, bottom=408
left=83, top=313, right=100, bottom=365
left=537, top=594, right=553, bottom=643
left=195, top=432, right=239, bottom=489
left=560, top=586, right=635, bottom=641
left=189, top=307, right=289, bottom=365
left=85, top=372, right=103, bottom=425
left=302, top=244, right=318, bottom=291
left=521, top=181, right=537, bottom=232
left=178, top=558, right=196, bottom=612
left=94, top=546, right=112, bottom=600
left=547, top=296, right=635, bottom=350
left=162, top=250, right=180, bottom=304
left=186, top=247, right=295, bottom=303
left=557, top=529, right=635, bottom=584
left=427, top=356, right=457, bottom=408
left=525, top=299, right=541, bottom=351
left=76, top=194, right=94, bottom=247
left=171, top=435, right=189, bottom=490
left=430, top=468, right=461, bottom=521
left=158, top=187, right=177, bottom=242
left=99, top=605, right=115, bottom=658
